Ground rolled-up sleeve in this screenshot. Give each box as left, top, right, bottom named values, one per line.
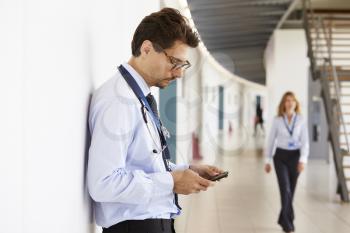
left=87, top=99, right=174, bottom=204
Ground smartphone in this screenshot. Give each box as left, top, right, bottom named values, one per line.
left=210, top=171, right=229, bottom=181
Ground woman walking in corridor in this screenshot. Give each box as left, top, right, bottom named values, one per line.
left=265, top=91, right=309, bottom=233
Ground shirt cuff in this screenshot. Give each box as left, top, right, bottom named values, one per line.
left=299, top=155, right=308, bottom=164
left=265, top=157, right=272, bottom=164
left=174, top=164, right=189, bottom=171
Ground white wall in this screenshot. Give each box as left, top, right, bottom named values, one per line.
left=0, top=1, right=159, bottom=233
left=0, top=1, right=24, bottom=232
left=264, top=29, right=309, bottom=139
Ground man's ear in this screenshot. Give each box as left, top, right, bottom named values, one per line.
left=140, top=40, right=152, bottom=56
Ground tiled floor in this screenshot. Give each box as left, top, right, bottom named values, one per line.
left=175, top=136, right=350, bottom=233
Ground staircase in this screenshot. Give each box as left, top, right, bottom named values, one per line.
left=303, top=0, right=350, bottom=202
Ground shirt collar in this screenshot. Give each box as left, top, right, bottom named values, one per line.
left=283, top=112, right=297, bottom=123
left=122, top=62, right=151, bottom=96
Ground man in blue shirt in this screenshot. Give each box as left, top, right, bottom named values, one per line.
left=87, top=7, right=223, bottom=233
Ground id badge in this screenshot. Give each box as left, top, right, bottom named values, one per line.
left=288, top=140, right=295, bottom=148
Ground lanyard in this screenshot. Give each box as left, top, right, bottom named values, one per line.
left=283, top=114, right=297, bottom=137
left=118, top=65, right=171, bottom=161
left=118, top=65, right=161, bottom=131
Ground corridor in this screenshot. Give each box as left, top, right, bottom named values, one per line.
left=2, top=1, right=350, bottom=232
left=176, top=136, right=350, bottom=233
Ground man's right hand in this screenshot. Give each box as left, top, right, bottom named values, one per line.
left=170, top=169, right=214, bottom=195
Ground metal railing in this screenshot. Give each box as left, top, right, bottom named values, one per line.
left=303, top=0, right=350, bottom=202
left=320, top=17, right=350, bottom=152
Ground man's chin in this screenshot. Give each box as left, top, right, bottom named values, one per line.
left=157, top=85, right=166, bottom=89
left=156, top=80, right=173, bottom=89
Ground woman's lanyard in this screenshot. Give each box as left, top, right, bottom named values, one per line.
left=283, top=114, right=297, bottom=137
left=118, top=65, right=171, bottom=161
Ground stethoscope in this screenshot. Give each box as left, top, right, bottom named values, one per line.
left=140, top=103, right=170, bottom=155
left=117, top=64, right=171, bottom=158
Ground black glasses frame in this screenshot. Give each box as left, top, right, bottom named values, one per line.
left=152, top=43, right=191, bottom=70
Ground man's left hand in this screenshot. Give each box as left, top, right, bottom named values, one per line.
left=189, top=164, right=223, bottom=180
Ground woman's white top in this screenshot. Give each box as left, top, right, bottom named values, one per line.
left=265, top=113, right=309, bottom=164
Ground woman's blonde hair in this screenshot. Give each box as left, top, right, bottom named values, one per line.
left=277, top=91, right=301, bottom=117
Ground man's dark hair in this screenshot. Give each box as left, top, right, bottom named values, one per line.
left=131, top=8, right=200, bottom=56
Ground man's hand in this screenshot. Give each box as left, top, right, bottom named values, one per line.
left=171, top=169, right=214, bottom=195
left=189, top=164, right=223, bottom=180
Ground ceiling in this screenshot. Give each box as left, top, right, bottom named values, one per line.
left=187, top=0, right=350, bottom=85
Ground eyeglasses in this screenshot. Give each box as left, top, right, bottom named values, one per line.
left=152, top=43, right=191, bottom=71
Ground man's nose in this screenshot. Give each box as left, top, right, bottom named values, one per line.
left=172, top=68, right=184, bottom=78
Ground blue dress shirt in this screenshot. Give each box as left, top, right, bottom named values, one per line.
left=87, top=63, right=187, bottom=228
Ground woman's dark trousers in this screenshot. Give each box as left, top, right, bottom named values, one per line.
left=273, top=148, right=300, bottom=232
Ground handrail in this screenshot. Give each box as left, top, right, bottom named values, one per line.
left=303, top=0, right=317, bottom=78
left=303, top=0, right=350, bottom=202
left=321, top=18, right=350, bottom=152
